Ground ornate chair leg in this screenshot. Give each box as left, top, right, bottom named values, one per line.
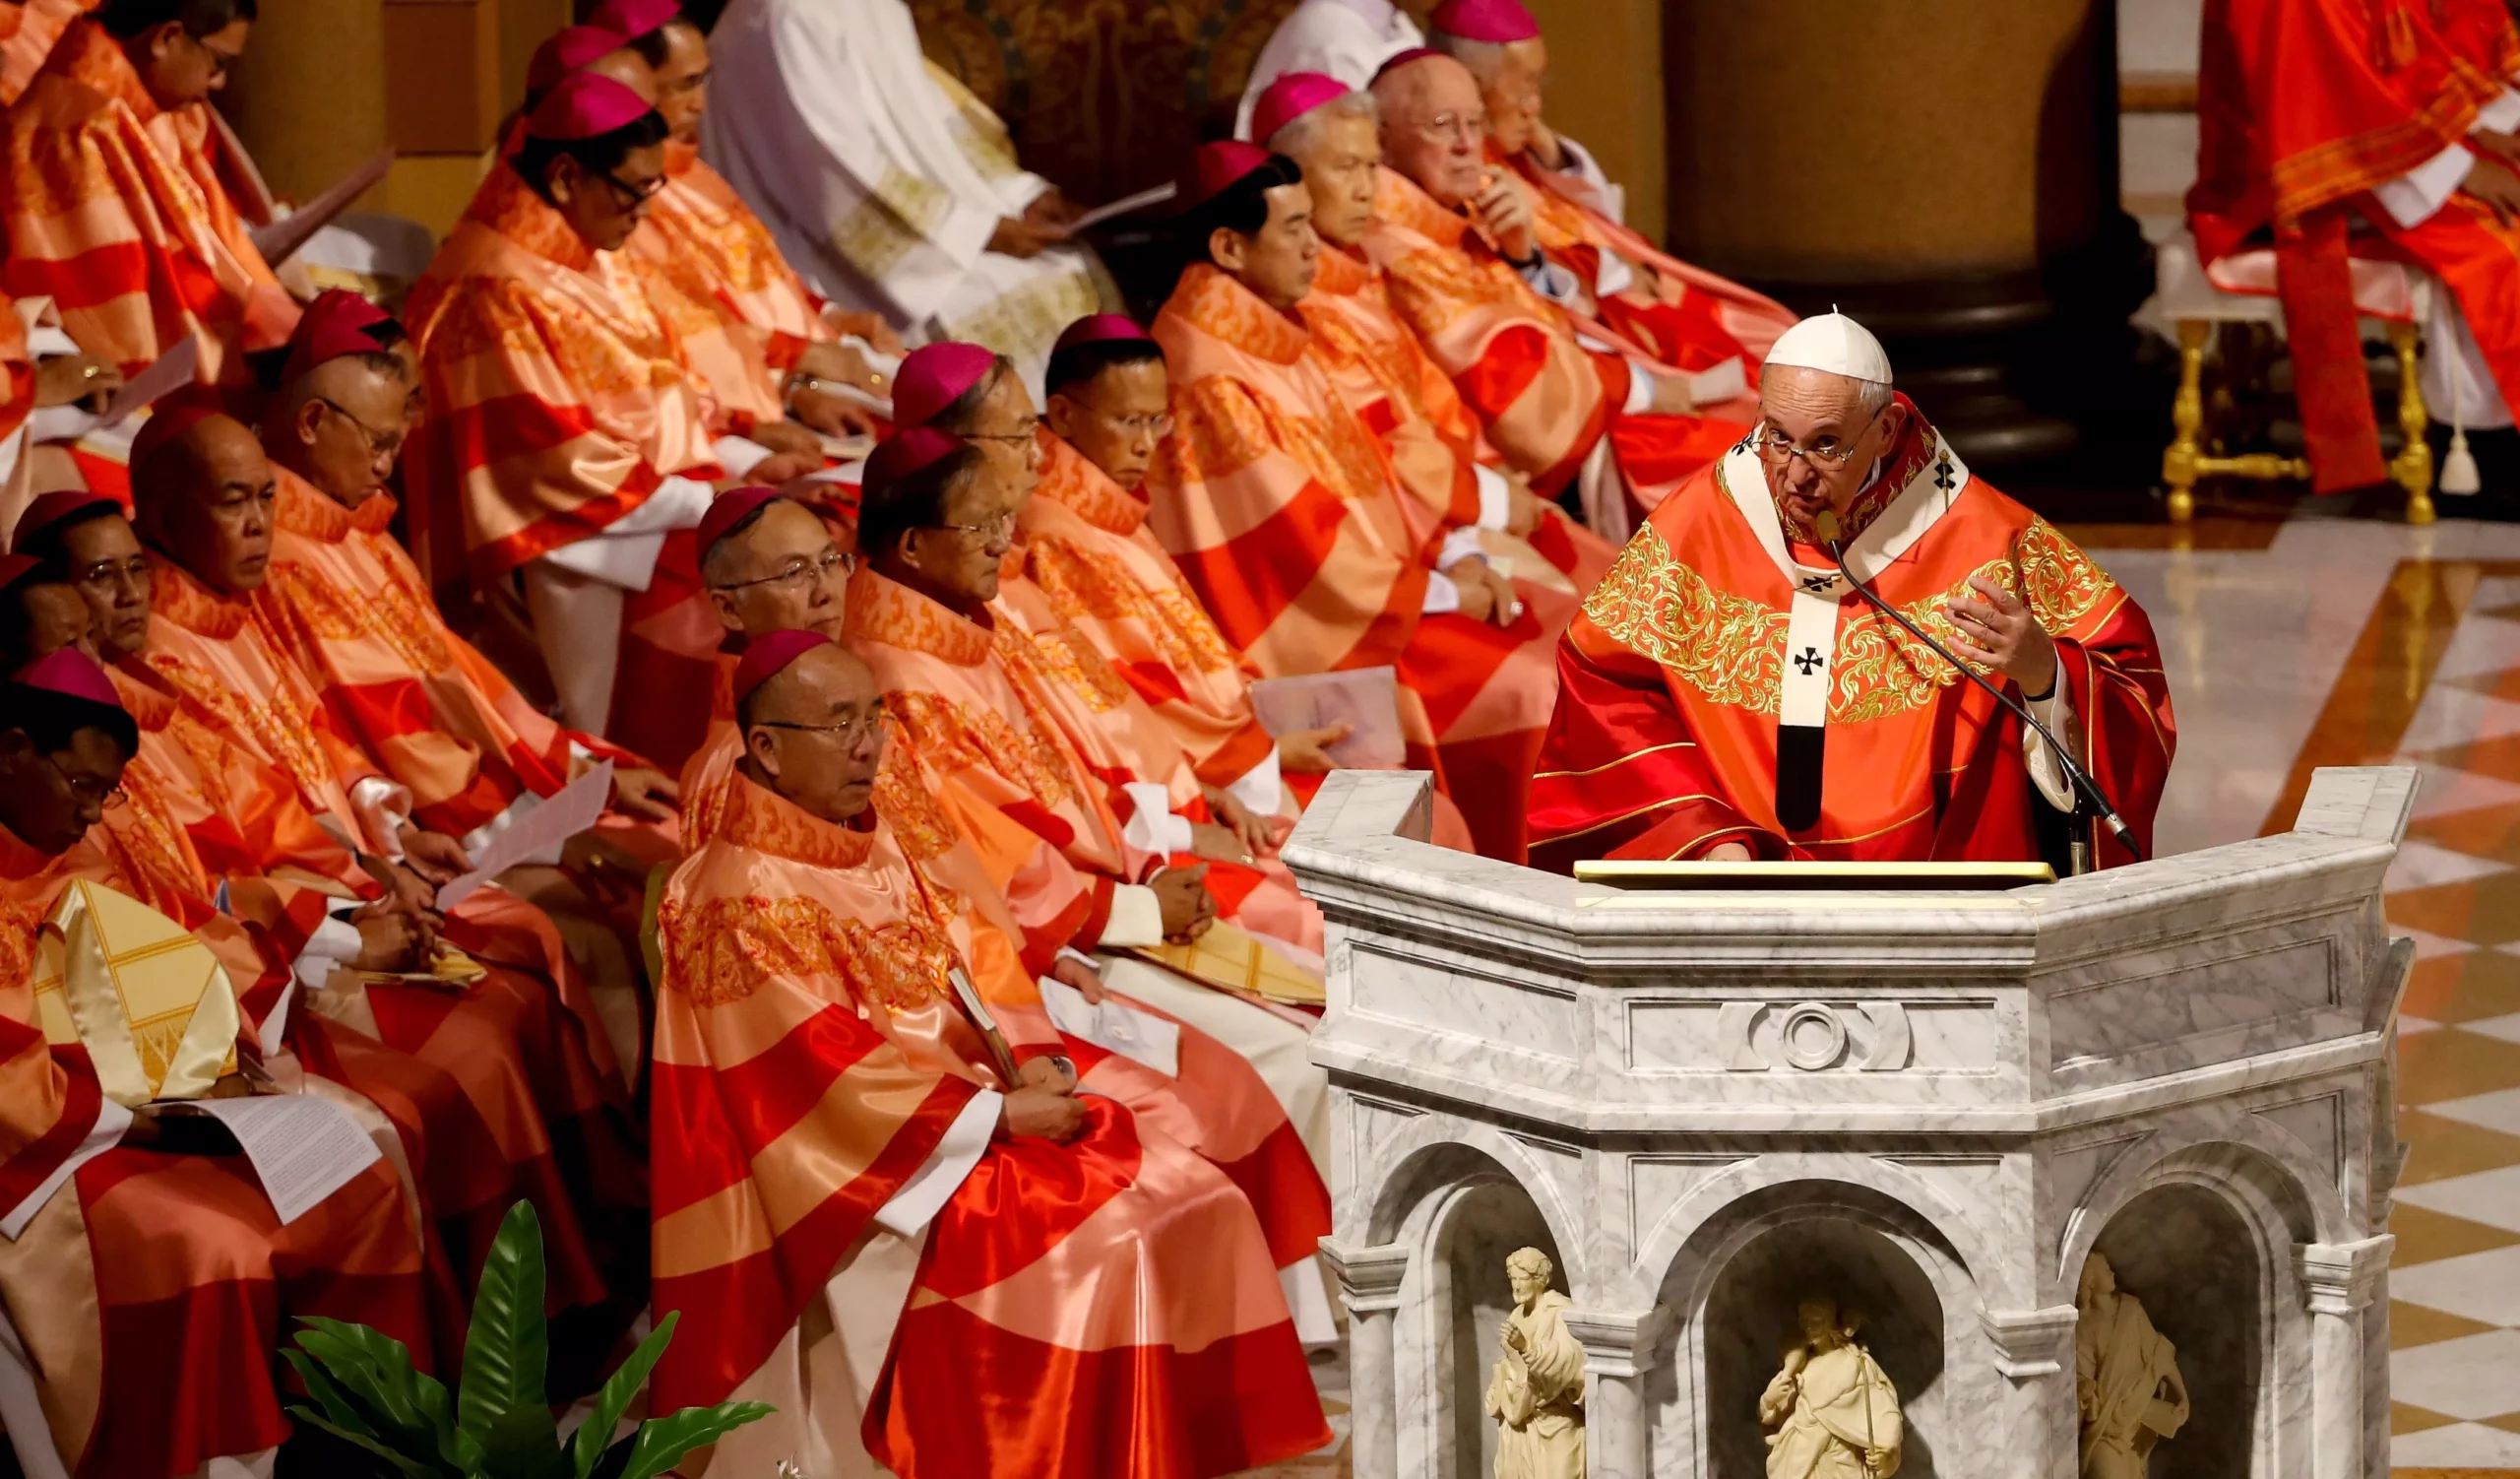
left=2165, top=319, right=2208, bottom=523
left=2389, top=319, right=2437, bottom=525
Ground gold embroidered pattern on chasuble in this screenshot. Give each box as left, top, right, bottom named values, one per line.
left=873, top=747, right=961, bottom=866
left=265, top=562, right=454, bottom=675
left=993, top=614, right=1133, bottom=714
left=660, top=894, right=957, bottom=1011
left=144, top=654, right=335, bottom=805
left=887, top=690, right=1075, bottom=810
left=1025, top=539, right=1236, bottom=678
left=1586, top=521, right=2122, bottom=725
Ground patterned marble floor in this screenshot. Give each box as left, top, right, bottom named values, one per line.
left=1239, top=506, right=2520, bottom=1477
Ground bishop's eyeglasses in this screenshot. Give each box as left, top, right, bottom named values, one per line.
left=709, top=546, right=856, bottom=592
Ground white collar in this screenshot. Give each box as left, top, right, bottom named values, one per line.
left=1717, top=432, right=1968, bottom=591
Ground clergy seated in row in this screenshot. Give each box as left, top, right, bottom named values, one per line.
left=403, top=75, right=763, bottom=740
left=247, top=290, right=682, bottom=1079
left=1143, top=144, right=1561, bottom=862
left=1029, top=313, right=1485, bottom=853
left=1256, top=76, right=1619, bottom=602
left=0, top=651, right=437, bottom=1479
left=1528, top=313, right=2176, bottom=870
left=591, top=0, right=899, bottom=445
left=8, top=431, right=650, bottom=1319
left=1422, top=0, right=1796, bottom=375
left=0, top=550, right=621, bottom=1368
left=1231, top=0, right=1427, bottom=139
left=2190, top=0, right=2520, bottom=488
left=678, top=491, right=1337, bottom=1318
left=844, top=429, right=1337, bottom=1161
left=699, top=0, right=1116, bottom=395
left=1363, top=50, right=1753, bottom=539
left=2, top=0, right=297, bottom=386
left=650, top=634, right=1331, bottom=1479
left=879, top=341, right=1328, bottom=955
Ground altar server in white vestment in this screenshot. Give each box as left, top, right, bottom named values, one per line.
left=1232, top=0, right=1425, bottom=141
left=700, top=0, right=1115, bottom=394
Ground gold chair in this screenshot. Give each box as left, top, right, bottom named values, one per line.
left=2143, top=227, right=2435, bottom=525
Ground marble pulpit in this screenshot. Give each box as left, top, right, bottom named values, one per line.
left=1281, top=767, right=2415, bottom=1479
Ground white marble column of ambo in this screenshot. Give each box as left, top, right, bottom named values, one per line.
left=1978, top=1305, right=2079, bottom=1473
left=2297, top=1237, right=2392, bottom=1479
left=1321, top=1237, right=1409, bottom=1479
left=1560, top=1306, right=1671, bottom=1479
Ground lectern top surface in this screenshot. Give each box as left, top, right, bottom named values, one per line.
left=1573, top=860, right=2058, bottom=892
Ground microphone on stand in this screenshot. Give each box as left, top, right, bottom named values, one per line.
left=1813, top=510, right=2143, bottom=873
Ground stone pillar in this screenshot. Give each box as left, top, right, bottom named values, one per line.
left=1321, top=1238, right=1410, bottom=1479
left=1561, top=1306, right=1672, bottom=1479
left=1978, top=1305, right=2079, bottom=1472
left=2296, top=1237, right=2393, bottom=1479
left=1661, top=0, right=2147, bottom=463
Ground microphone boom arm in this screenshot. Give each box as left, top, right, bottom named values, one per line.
left=1827, top=539, right=2144, bottom=868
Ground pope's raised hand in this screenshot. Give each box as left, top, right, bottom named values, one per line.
left=1942, top=573, right=2057, bottom=697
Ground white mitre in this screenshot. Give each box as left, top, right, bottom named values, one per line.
left=1764, top=311, right=1893, bottom=384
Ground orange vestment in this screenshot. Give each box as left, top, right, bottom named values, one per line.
left=1145, top=262, right=1562, bottom=860
left=403, top=162, right=721, bottom=591
left=129, top=555, right=648, bottom=1308
left=1362, top=165, right=1748, bottom=521
left=0, top=19, right=297, bottom=382
left=628, top=139, right=836, bottom=435
left=1530, top=404, right=2174, bottom=868
left=649, top=773, right=1327, bottom=1476
left=0, top=817, right=429, bottom=1479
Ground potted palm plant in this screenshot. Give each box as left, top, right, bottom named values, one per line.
left=284, top=1200, right=770, bottom=1479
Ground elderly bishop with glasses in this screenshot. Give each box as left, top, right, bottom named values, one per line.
left=1529, top=313, right=2174, bottom=872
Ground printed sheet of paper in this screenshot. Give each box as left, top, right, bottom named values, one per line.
left=1070, top=182, right=1178, bottom=232
left=1247, top=667, right=1404, bottom=769
left=177, top=1094, right=381, bottom=1225
left=435, top=761, right=611, bottom=912
left=1038, top=977, right=1181, bottom=1078
left=249, top=149, right=395, bottom=268
left=99, top=336, right=200, bottom=426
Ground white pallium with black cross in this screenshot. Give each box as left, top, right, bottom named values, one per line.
left=1715, top=430, right=1971, bottom=833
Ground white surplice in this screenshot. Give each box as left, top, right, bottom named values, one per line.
left=1232, top=0, right=1424, bottom=140
left=701, top=0, right=1113, bottom=395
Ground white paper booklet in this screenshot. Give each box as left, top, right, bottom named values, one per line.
left=173, top=1094, right=382, bottom=1225
left=1038, top=977, right=1181, bottom=1079
left=1246, top=666, right=1405, bottom=769
left=435, top=760, right=611, bottom=911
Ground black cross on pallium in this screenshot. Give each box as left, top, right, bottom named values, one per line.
left=1933, top=457, right=1957, bottom=493
left=1794, top=646, right=1824, bottom=675
left=1799, top=574, right=1834, bottom=594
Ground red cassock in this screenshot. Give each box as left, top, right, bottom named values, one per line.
left=2190, top=0, right=2520, bottom=488
left=1530, top=407, right=2174, bottom=868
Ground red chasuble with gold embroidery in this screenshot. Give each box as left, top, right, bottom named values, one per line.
left=1531, top=407, right=2174, bottom=868
left=650, top=775, right=1328, bottom=1475
left=0, top=20, right=297, bottom=382
left=0, top=818, right=429, bottom=1479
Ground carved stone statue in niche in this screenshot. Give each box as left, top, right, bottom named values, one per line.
left=1483, top=1247, right=1586, bottom=1478
left=1758, top=1297, right=1904, bottom=1478
left=2075, top=1254, right=2189, bottom=1479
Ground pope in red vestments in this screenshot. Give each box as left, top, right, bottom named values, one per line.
left=2190, top=0, right=2520, bottom=489
left=0, top=651, right=431, bottom=1479
left=650, top=633, right=1327, bottom=1478
left=1531, top=314, right=2174, bottom=869
left=0, top=3, right=297, bottom=384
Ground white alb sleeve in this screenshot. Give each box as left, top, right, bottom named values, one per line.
left=2021, top=686, right=2081, bottom=812
left=1622, top=360, right=1660, bottom=417
left=872, top=1088, right=1002, bottom=1238
left=1472, top=463, right=1512, bottom=530
left=1099, top=884, right=1167, bottom=948
left=712, top=434, right=776, bottom=481
left=1119, top=781, right=1195, bottom=857
left=1226, top=744, right=1284, bottom=817
left=1420, top=568, right=1462, bottom=614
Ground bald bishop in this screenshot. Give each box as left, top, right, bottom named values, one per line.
left=1529, top=314, right=2175, bottom=870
